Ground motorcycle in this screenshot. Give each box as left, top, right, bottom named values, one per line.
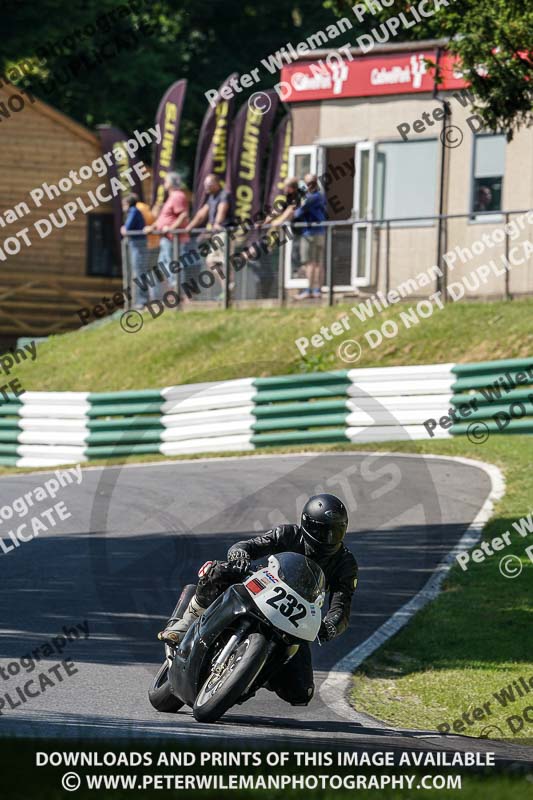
left=149, top=551, right=326, bottom=723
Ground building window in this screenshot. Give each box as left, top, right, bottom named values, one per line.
left=471, top=134, right=505, bottom=218
left=293, top=151, right=313, bottom=180
left=86, top=213, right=120, bottom=276
left=375, top=140, right=438, bottom=225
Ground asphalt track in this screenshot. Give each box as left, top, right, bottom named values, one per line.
left=0, top=452, right=531, bottom=763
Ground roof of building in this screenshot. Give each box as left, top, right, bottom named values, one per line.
left=292, top=38, right=450, bottom=62
left=0, top=81, right=100, bottom=148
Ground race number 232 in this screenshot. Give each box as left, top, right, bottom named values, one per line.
left=265, top=586, right=306, bottom=626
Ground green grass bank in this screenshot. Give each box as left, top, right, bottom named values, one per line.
left=8, top=298, right=533, bottom=391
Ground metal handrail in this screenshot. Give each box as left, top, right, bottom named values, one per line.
left=121, top=208, right=532, bottom=308
left=121, top=207, right=533, bottom=236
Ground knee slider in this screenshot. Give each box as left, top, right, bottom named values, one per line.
left=278, top=685, right=315, bottom=707
left=290, top=686, right=315, bottom=706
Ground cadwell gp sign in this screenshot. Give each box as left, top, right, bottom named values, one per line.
left=277, top=50, right=467, bottom=102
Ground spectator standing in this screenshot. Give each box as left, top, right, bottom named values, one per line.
left=145, top=172, right=190, bottom=299
left=186, top=174, right=232, bottom=293
left=135, top=199, right=159, bottom=252
left=187, top=174, right=232, bottom=234
left=264, top=177, right=301, bottom=227
left=263, top=177, right=304, bottom=290
left=121, top=194, right=148, bottom=308
left=293, top=173, right=327, bottom=300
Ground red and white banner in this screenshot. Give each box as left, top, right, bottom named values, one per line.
left=278, top=50, right=467, bottom=103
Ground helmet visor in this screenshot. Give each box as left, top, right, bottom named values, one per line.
left=302, top=514, right=345, bottom=545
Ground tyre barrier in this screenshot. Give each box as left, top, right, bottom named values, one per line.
left=0, top=358, right=529, bottom=468
left=450, top=357, right=533, bottom=437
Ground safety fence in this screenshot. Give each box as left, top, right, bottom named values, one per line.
left=121, top=207, right=533, bottom=313
left=450, top=357, right=533, bottom=436
left=0, top=357, right=530, bottom=468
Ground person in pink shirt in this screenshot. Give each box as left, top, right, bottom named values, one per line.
left=145, top=172, right=190, bottom=299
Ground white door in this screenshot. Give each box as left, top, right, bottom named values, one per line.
left=352, top=142, right=375, bottom=286
left=285, top=146, right=320, bottom=288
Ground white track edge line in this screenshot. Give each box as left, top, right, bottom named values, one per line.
left=0, top=448, right=498, bottom=481
left=319, top=454, right=506, bottom=725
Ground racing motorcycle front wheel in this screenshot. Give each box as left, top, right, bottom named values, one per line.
left=193, top=632, right=269, bottom=723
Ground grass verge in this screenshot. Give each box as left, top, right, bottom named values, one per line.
left=342, top=436, right=533, bottom=742
left=8, top=298, right=533, bottom=391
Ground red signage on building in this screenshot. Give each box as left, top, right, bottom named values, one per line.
left=278, top=50, right=467, bottom=103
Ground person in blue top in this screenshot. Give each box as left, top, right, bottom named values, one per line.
left=121, top=193, right=148, bottom=308
left=293, top=174, right=327, bottom=300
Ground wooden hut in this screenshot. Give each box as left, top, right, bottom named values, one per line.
left=0, top=82, right=124, bottom=342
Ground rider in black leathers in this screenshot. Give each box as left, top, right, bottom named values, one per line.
left=159, top=493, right=358, bottom=706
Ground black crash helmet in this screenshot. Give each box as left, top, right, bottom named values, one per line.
left=300, top=493, right=348, bottom=557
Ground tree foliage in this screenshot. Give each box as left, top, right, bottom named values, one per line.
left=4, top=0, right=531, bottom=171
left=2, top=0, right=340, bottom=176
left=326, top=0, right=533, bottom=139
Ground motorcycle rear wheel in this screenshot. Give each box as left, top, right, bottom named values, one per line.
left=149, top=661, right=184, bottom=713
left=193, top=632, right=268, bottom=723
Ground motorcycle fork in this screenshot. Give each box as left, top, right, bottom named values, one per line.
left=165, top=643, right=175, bottom=663
left=212, top=620, right=251, bottom=672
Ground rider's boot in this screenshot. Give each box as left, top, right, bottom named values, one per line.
left=158, top=596, right=206, bottom=645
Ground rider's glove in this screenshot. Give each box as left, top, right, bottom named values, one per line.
left=318, top=618, right=337, bottom=644
left=227, top=548, right=251, bottom=575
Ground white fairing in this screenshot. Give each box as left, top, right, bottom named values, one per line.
left=244, top=555, right=325, bottom=642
